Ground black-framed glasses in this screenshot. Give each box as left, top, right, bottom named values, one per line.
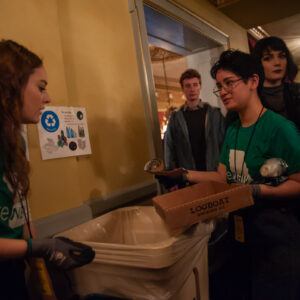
left=213, top=78, right=243, bottom=97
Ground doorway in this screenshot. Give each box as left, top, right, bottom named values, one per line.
left=129, top=0, right=229, bottom=158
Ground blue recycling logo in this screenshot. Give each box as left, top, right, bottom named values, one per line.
left=41, top=111, right=60, bottom=133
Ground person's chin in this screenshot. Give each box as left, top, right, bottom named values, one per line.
left=225, top=103, right=237, bottom=111
left=187, top=98, right=199, bottom=103
left=269, top=74, right=284, bottom=82
left=31, top=116, right=40, bottom=124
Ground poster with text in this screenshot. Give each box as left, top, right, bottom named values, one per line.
left=38, top=106, right=92, bottom=160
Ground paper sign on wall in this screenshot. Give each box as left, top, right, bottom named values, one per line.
left=38, top=106, right=92, bottom=160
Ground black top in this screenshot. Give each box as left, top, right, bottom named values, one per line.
left=183, top=107, right=207, bottom=171
left=263, top=85, right=287, bottom=118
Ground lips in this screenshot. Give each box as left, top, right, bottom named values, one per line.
left=222, top=97, right=231, bottom=105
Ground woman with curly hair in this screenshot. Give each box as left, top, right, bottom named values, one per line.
left=0, top=40, right=94, bottom=299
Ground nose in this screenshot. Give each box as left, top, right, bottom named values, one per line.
left=43, top=92, right=51, bottom=104
left=273, top=56, right=281, bottom=65
left=219, top=85, right=228, bottom=97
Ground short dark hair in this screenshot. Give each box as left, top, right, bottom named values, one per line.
left=252, top=36, right=298, bottom=82
left=210, top=49, right=264, bottom=95
left=180, top=69, right=201, bottom=87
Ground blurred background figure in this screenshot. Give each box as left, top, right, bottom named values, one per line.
left=164, top=68, right=225, bottom=173
left=226, top=36, right=300, bottom=130
left=252, top=36, right=300, bottom=130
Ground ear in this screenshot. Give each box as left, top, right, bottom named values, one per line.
left=249, top=74, right=259, bottom=90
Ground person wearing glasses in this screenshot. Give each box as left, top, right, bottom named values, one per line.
left=164, top=50, right=300, bottom=299
left=226, top=36, right=300, bottom=131
left=0, top=40, right=95, bottom=299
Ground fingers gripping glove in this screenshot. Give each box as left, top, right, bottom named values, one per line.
left=28, top=237, right=95, bottom=270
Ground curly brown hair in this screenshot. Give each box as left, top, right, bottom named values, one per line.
left=0, top=40, right=42, bottom=198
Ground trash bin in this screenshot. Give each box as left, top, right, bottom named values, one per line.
left=57, top=206, right=213, bottom=300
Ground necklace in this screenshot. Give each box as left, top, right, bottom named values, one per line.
left=234, top=106, right=265, bottom=182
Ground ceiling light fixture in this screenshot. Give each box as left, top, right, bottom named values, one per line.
left=248, top=26, right=270, bottom=40
left=257, top=26, right=270, bottom=37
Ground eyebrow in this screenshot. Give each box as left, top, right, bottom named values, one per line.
left=262, top=50, right=285, bottom=56
left=216, top=76, right=236, bottom=83
left=40, top=80, right=48, bottom=86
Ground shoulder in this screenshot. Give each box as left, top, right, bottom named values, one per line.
left=226, top=119, right=239, bottom=132
left=285, top=82, right=300, bottom=99
left=169, top=105, right=183, bottom=120
left=203, top=102, right=220, bottom=111
left=204, top=102, right=223, bottom=116
left=289, top=82, right=300, bottom=91
left=262, top=109, right=285, bottom=124
left=263, top=110, right=299, bottom=135
left=223, top=119, right=239, bottom=142
left=263, top=109, right=290, bottom=123
left=166, top=106, right=184, bottom=130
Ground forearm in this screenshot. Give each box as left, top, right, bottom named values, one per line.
left=260, top=179, right=300, bottom=200
left=187, top=163, right=226, bottom=183
left=0, top=238, right=27, bottom=259
left=187, top=170, right=225, bottom=183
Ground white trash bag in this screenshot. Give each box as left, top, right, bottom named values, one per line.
left=57, top=206, right=214, bottom=300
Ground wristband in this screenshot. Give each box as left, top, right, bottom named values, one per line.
left=250, top=184, right=261, bottom=198
left=26, top=238, right=32, bottom=257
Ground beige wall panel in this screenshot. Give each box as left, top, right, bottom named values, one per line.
left=172, top=0, right=249, bottom=52
left=55, top=1, right=150, bottom=200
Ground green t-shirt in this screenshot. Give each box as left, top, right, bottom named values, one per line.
left=0, top=159, right=26, bottom=239
left=220, top=110, right=300, bottom=184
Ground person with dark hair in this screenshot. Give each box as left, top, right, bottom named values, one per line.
left=253, top=36, right=300, bottom=130
left=0, top=40, right=95, bottom=299
left=164, top=68, right=225, bottom=174
left=162, top=50, right=300, bottom=299
left=226, top=36, right=300, bottom=130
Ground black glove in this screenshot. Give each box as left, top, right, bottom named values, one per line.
left=155, top=174, right=187, bottom=190
left=28, top=237, right=95, bottom=270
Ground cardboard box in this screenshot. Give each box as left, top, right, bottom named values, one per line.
left=152, top=181, right=254, bottom=229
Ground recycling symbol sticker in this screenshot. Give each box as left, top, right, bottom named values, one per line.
left=41, top=111, right=60, bottom=133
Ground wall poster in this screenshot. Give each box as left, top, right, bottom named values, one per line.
left=38, top=106, right=92, bottom=160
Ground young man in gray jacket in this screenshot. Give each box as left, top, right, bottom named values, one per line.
left=163, top=69, right=227, bottom=300
left=164, top=68, right=225, bottom=172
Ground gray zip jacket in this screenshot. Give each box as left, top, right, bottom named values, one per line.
left=164, top=102, right=225, bottom=171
